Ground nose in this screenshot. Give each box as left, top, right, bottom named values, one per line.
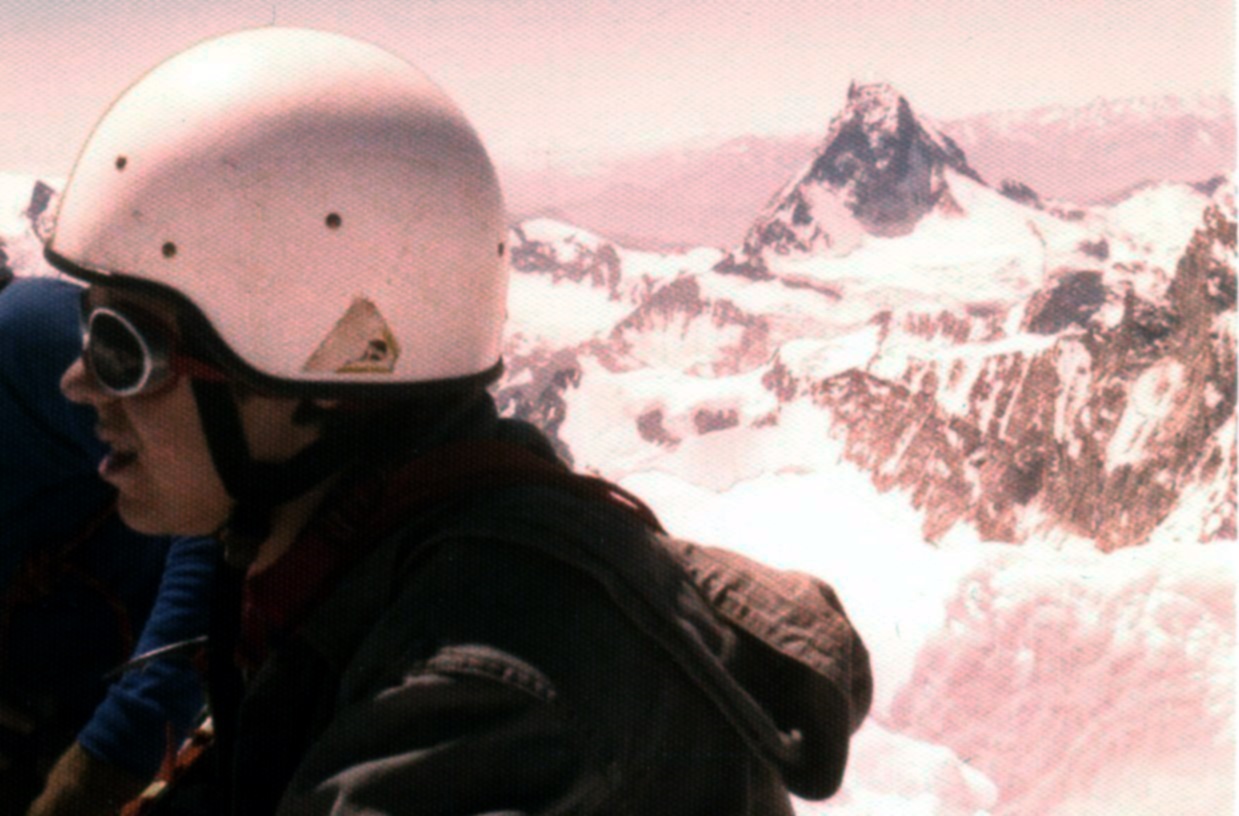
left=61, top=355, right=108, bottom=407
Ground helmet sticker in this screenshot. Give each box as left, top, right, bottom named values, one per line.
left=303, top=297, right=401, bottom=374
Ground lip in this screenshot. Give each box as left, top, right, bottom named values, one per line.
left=99, top=449, right=139, bottom=480
left=95, top=426, right=140, bottom=481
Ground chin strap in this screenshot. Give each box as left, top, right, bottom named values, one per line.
left=189, top=380, right=366, bottom=567
left=188, top=379, right=493, bottom=567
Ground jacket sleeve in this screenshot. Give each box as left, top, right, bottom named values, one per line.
left=78, top=535, right=214, bottom=777
left=270, top=534, right=791, bottom=816
left=275, top=661, right=586, bottom=815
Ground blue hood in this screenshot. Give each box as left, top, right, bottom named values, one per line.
left=0, top=276, right=111, bottom=582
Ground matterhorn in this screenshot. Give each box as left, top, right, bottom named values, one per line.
left=729, top=83, right=984, bottom=269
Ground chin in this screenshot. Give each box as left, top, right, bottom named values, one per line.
left=117, top=496, right=225, bottom=537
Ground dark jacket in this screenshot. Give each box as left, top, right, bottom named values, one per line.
left=154, top=417, right=872, bottom=815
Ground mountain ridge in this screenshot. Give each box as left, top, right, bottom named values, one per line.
left=502, top=92, right=1235, bottom=249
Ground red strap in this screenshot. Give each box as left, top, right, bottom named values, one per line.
left=120, top=719, right=215, bottom=816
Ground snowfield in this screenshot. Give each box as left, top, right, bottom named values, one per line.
left=518, top=161, right=1235, bottom=813
left=615, top=405, right=1234, bottom=816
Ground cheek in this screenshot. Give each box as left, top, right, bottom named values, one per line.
left=122, top=389, right=233, bottom=534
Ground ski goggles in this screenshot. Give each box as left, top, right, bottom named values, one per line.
left=80, top=292, right=227, bottom=397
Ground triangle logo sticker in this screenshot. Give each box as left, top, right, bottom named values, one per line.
left=303, top=297, right=401, bottom=374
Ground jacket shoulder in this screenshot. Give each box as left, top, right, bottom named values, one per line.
left=298, top=507, right=781, bottom=814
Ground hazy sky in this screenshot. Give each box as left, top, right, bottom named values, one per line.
left=0, top=0, right=1232, bottom=177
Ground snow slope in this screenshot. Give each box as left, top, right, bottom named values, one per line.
left=618, top=412, right=1233, bottom=816
left=494, top=166, right=1235, bottom=813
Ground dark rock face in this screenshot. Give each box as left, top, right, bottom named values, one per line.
left=1024, top=271, right=1107, bottom=334
left=1177, top=202, right=1238, bottom=312
left=804, top=88, right=978, bottom=234
left=780, top=276, right=842, bottom=301
left=712, top=251, right=772, bottom=280
left=999, top=180, right=1043, bottom=209
left=636, top=408, right=679, bottom=447
left=25, top=181, right=56, bottom=222
left=509, top=225, right=624, bottom=299
left=609, top=275, right=772, bottom=375
left=1077, top=238, right=1110, bottom=261
left=733, top=83, right=987, bottom=263
left=1191, top=175, right=1231, bottom=197
left=493, top=347, right=583, bottom=466
left=693, top=408, right=739, bottom=434
left=25, top=181, right=59, bottom=243
left=753, top=213, right=820, bottom=255
left=762, top=199, right=1237, bottom=548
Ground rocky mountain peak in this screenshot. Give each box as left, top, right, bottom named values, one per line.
left=841, top=81, right=905, bottom=139
left=828, top=83, right=975, bottom=176
left=722, top=83, right=986, bottom=273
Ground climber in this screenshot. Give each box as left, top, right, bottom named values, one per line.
left=49, top=27, right=871, bottom=814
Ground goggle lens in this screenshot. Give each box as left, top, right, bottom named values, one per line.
left=83, top=307, right=170, bottom=396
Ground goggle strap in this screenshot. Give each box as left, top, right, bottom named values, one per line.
left=173, top=356, right=230, bottom=383
left=83, top=296, right=229, bottom=395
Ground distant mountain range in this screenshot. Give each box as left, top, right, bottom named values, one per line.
left=501, top=93, right=1234, bottom=250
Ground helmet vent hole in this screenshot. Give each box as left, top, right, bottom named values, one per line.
left=498, top=242, right=505, bottom=257
left=161, top=242, right=178, bottom=259
left=115, top=156, right=128, bottom=171
left=325, top=213, right=342, bottom=230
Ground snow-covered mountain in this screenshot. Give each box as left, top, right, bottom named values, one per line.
left=500, top=175, right=1235, bottom=550
left=493, top=84, right=1236, bottom=553
left=503, top=92, right=1234, bottom=250
left=789, top=183, right=1234, bottom=550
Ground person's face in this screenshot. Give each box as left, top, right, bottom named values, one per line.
left=60, top=286, right=318, bottom=537
left=60, top=287, right=231, bottom=535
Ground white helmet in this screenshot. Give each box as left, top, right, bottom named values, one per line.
left=48, top=27, right=507, bottom=394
